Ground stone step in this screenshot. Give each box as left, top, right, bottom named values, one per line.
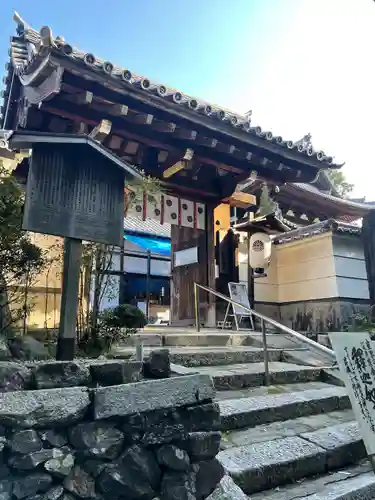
left=217, top=420, right=366, bottom=495
left=119, top=330, right=311, bottom=348
left=220, top=409, right=354, bottom=448
left=248, top=461, right=375, bottom=500
left=218, top=385, right=350, bottom=431
left=112, top=346, right=283, bottom=366
left=185, top=362, right=322, bottom=390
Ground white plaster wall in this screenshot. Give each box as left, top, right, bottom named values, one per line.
left=254, top=233, right=338, bottom=303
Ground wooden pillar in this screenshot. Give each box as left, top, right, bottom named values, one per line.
left=56, top=237, right=82, bottom=360
left=206, top=204, right=216, bottom=327
left=362, top=212, right=375, bottom=310
left=247, top=234, right=255, bottom=308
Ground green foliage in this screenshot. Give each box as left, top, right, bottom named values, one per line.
left=0, top=159, right=46, bottom=333
left=81, top=304, right=146, bottom=355
left=257, top=184, right=277, bottom=216
left=327, top=170, right=354, bottom=197
left=100, top=304, right=147, bottom=334
left=343, top=312, right=375, bottom=334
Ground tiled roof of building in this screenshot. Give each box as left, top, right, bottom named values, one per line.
left=0, top=13, right=339, bottom=167
left=123, top=216, right=171, bottom=238
left=273, top=219, right=361, bottom=245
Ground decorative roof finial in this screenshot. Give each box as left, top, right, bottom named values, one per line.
left=13, top=12, right=30, bottom=34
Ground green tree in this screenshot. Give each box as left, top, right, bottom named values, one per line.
left=257, top=183, right=277, bottom=216
left=327, top=170, right=354, bottom=198
left=0, top=159, right=46, bottom=333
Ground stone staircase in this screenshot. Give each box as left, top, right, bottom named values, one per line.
left=113, top=329, right=375, bottom=499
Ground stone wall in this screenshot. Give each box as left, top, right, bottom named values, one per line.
left=0, top=373, right=223, bottom=500
left=255, top=299, right=370, bottom=334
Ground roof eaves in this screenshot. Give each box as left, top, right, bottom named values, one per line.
left=8, top=14, right=340, bottom=168
left=3, top=129, right=143, bottom=182
left=273, top=219, right=361, bottom=245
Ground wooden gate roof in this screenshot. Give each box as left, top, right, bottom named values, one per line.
left=1, top=13, right=343, bottom=202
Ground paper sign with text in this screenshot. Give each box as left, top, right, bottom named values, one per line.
left=329, top=332, right=375, bottom=455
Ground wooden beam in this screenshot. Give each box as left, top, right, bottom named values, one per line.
left=152, top=121, right=177, bottom=133
left=108, top=103, right=128, bottom=117
left=64, top=90, right=93, bottom=106
left=131, top=112, right=153, bottom=125
left=163, top=148, right=194, bottom=179
left=196, top=135, right=218, bottom=148
left=93, top=102, right=129, bottom=117
left=223, top=192, right=257, bottom=208
left=174, top=129, right=198, bottom=141
left=89, top=119, right=112, bottom=143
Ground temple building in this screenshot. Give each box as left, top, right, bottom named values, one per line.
left=1, top=13, right=374, bottom=333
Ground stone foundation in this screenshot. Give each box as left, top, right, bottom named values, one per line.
left=255, top=299, right=370, bottom=333
left=0, top=373, right=223, bottom=500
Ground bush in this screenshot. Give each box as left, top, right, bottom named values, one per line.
left=98, top=304, right=147, bottom=351
left=79, top=304, right=147, bottom=356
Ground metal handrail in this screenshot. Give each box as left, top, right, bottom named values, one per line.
left=193, top=282, right=336, bottom=384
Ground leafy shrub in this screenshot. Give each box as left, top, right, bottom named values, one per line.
left=98, top=304, right=146, bottom=351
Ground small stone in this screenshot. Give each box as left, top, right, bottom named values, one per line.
left=0, top=437, right=5, bottom=453
left=205, top=475, right=248, bottom=500
left=9, top=448, right=63, bottom=470
left=44, top=486, right=64, bottom=500
left=194, top=459, right=225, bottom=500
left=9, top=336, right=50, bottom=361
left=8, top=429, right=42, bottom=454
left=183, top=432, right=221, bottom=462
left=44, top=451, right=75, bottom=478
left=0, top=480, right=12, bottom=500
left=81, top=460, right=106, bottom=478
left=0, top=387, right=90, bottom=428
left=0, top=362, right=32, bottom=392
left=68, top=422, right=124, bottom=459
left=32, top=361, right=91, bottom=389
left=12, top=473, right=53, bottom=500
left=64, top=466, right=96, bottom=499
left=0, top=465, right=9, bottom=480
left=39, top=429, right=67, bottom=447
left=90, top=360, right=142, bottom=385
left=143, top=349, right=171, bottom=379
left=161, top=471, right=196, bottom=500
left=97, top=445, right=161, bottom=499
left=157, top=445, right=190, bottom=471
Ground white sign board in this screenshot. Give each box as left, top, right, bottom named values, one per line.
left=174, top=247, right=198, bottom=268
left=329, top=332, right=375, bottom=455
left=228, top=282, right=251, bottom=316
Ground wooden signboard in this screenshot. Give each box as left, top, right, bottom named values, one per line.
left=23, top=147, right=125, bottom=246
left=222, top=282, right=254, bottom=330
left=329, top=332, right=375, bottom=465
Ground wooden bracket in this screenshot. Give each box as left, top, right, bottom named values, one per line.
left=163, top=148, right=194, bottom=179
left=89, top=119, right=112, bottom=143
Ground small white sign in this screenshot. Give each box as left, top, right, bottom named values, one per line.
left=228, top=282, right=251, bottom=316
left=329, top=332, right=375, bottom=455
left=174, top=246, right=198, bottom=268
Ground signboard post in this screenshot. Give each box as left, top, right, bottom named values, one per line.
left=8, top=133, right=142, bottom=361
left=223, top=282, right=254, bottom=330
left=329, top=332, right=375, bottom=472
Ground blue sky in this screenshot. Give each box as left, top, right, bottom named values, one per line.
left=1, top=0, right=374, bottom=198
